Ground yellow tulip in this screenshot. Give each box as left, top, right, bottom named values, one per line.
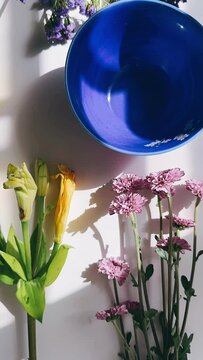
left=3, top=162, right=37, bottom=222
left=53, top=165, right=75, bottom=244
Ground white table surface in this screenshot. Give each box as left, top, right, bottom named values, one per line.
left=0, top=0, right=203, bottom=359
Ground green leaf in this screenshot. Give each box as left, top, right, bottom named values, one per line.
left=130, top=273, right=138, bottom=287
left=0, top=251, right=26, bottom=280
left=0, top=230, right=6, bottom=251
left=133, top=309, right=144, bottom=331
left=30, top=226, right=47, bottom=276
left=16, top=278, right=45, bottom=322
left=155, top=248, right=168, bottom=260
left=6, top=225, right=25, bottom=266
left=0, top=265, right=18, bottom=285
left=126, top=332, right=132, bottom=346
left=145, top=264, right=154, bottom=282
left=196, top=250, right=203, bottom=262
left=118, top=353, right=126, bottom=360
left=145, top=308, right=158, bottom=320
left=181, top=275, right=190, bottom=291
left=181, top=276, right=196, bottom=300
left=179, top=333, right=194, bottom=358
left=45, top=245, right=71, bottom=287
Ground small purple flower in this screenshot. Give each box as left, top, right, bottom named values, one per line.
left=156, top=236, right=191, bottom=253
left=45, top=13, right=75, bottom=42
left=97, top=257, right=130, bottom=286
left=123, top=300, right=140, bottom=314
left=109, top=192, right=147, bottom=216
left=54, top=6, right=69, bottom=16
left=67, top=0, right=76, bottom=9
left=165, top=214, right=195, bottom=230
left=75, top=0, right=86, bottom=14
left=63, top=22, right=76, bottom=39
left=85, top=4, right=97, bottom=17
left=145, top=168, right=185, bottom=198
left=96, top=304, right=128, bottom=321
left=185, top=179, right=203, bottom=201
left=112, top=173, right=146, bottom=194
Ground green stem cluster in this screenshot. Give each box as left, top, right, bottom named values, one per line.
left=22, top=221, right=37, bottom=360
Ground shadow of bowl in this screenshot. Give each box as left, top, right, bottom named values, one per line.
left=16, top=67, right=135, bottom=189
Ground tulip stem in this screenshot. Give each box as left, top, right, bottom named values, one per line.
left=22, top=221, right=32, bottom=281
left=27, top=314, right=37, bottom=360
left=33, top=196, right=45, bottom=276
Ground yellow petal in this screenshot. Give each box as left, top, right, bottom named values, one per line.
left=53, top=165, right=75, bottom=244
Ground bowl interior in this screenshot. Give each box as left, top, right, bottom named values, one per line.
left=66, top=0, right=203, bottom=154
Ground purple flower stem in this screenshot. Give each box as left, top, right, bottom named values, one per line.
left=174, top=254, right=180, bottom=360
left=158, top=195, right=167, bottom=353
left=113, top=279, right=130, bottom=360
left=167, top=194, right=173, bottom=353
left=130, top=212, right=152, bottom=360
left=133, top=321, right=141, bottom=360
left=112, top=321, right=135, bottom=360
left=180, top=197, right=201, bottom=339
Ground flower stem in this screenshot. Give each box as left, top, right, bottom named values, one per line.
left=113, top=279, right=130, bottom=360
left=112, top=321, right=136, bottom=360
left=158, top=196, right=167, bottom=326
left=133, top=321, right=141, bottom=360
left=33, top=196, right=45, bottom=276
left=167, top=195, right=173, bottom=347
left=27, top=315, right=37, bottom=360
left=174, top=254, right=180, bottom=360
left=180, top=197, right=200, bottom=339
left=130, top=213, right=152, bottom=360
left=142, top=274, right=162, bottom=356
left=21, top=221, right=32, bottom=281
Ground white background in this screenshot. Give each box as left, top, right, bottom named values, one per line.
left=0, top=0, right=203, bottom=359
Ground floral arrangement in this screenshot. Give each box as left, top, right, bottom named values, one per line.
left=18, top=0, right=188, bottom=44
left=96, top=169, right=202, bottom=360
left=0, top=160, right=75, bottom=360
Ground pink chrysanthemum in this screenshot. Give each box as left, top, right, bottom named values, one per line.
left=145, top=168, right=185, bottom=198
left=156, top=236, right=191, bottom=253
left=185, top=179, right=203, bottom=200
left=96, top=304, right=128, bottom=321
left=97, top=257, right=130, bottom=286
left=109, top=192, right=147, bottom=216
left=165, top=214, right=195, bottom=230
left=112, top=173, right=146, bottom=194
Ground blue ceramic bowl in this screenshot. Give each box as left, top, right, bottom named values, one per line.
left=65, top=0, right=203, bottom=155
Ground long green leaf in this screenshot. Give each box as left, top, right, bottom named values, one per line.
left=6, top=225, right=25, bottom=266
left=16, top=278, right=45, bottom=322
left=45, top=245, right=71, bottom=287
left=0, top=265, right=18, bottom=285
left=0, top=230, right=6, bottom=251
left=30, top=226, right=47, bottom=276
left=0, top=251, right=26, bottom=280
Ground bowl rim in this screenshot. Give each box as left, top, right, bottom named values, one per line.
left=65, top=0, right=203, bottom=156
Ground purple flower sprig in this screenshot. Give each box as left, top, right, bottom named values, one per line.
left=156, top=236, right=191, bottom=254
left=97, top=257, right=130, bottom=286
left=165, top=214, right=195, bottom=230
left=96, top=304, right=128, bottom=321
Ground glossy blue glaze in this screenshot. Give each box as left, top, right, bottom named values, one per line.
left=65, top=0, right=203, bottom=155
